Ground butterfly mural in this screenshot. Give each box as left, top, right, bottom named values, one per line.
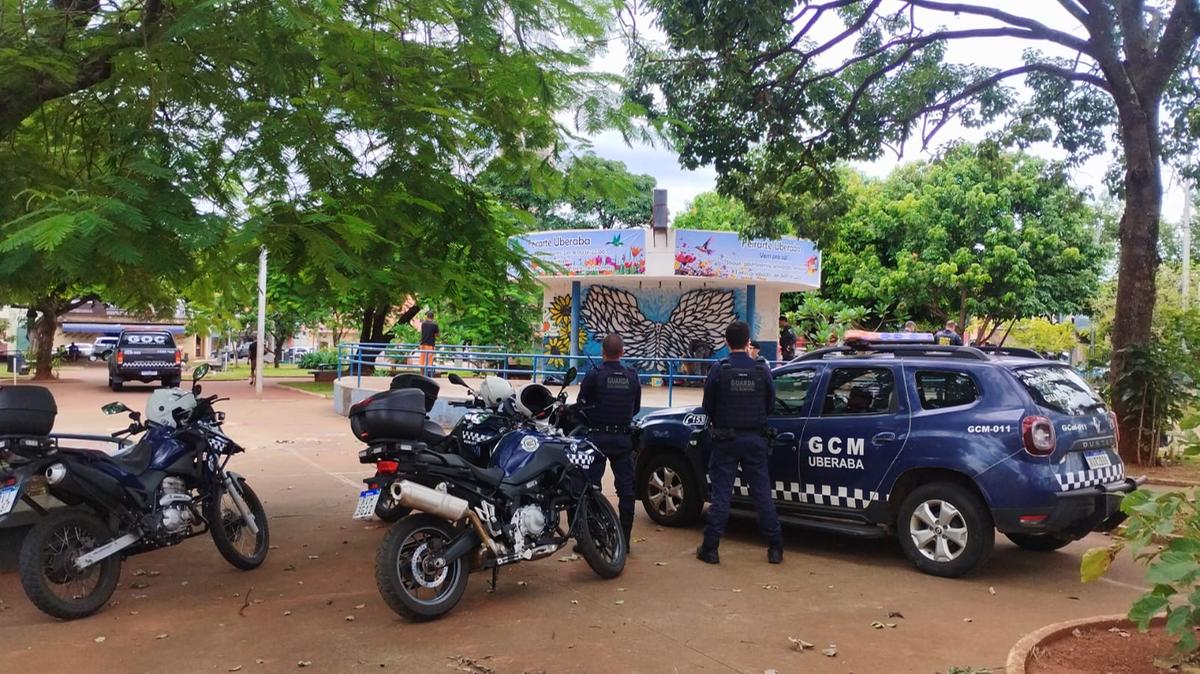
left=581, top=286, right=738, bottom=371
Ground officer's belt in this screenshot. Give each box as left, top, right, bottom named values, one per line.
left=589, top=425, right=632, bottom=434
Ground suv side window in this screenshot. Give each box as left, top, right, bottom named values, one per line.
left=822, top=368, right=895, bottom=416
left=773, top=369, right=816, bottom=416
left=915, top=371, right=978, bottom=410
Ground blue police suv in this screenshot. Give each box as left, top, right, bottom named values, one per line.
left=633, top=332, right=1142, bottom=577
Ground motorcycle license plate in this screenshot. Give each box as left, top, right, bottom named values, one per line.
left=353, top=489, right=380, bottom=520
left=0, top=486, right=19, bottom=516
left=1084, top=450, right=1112, bottom=470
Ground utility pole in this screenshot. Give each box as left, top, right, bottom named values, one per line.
left=256, top=246, right=267, bottom=398
left=1183, top=183, right=1193, bottom=306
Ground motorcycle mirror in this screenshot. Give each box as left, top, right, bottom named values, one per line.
left=563, top=366, right=577, bottom=386
left=101, top=402, right=130, bottom=415
left=448, top=373, right=466, bottom=387
left=192, top=363, right=211, bottom=382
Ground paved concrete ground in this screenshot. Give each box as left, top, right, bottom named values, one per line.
left=0, top=367, right=1153, bottom=673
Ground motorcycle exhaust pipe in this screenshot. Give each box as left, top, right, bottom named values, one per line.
left=389, top=480, right=470, bottom=521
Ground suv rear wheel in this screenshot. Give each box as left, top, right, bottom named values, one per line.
left=896, top=482, right=994, bottom=577
left=1005, top=532, right=1073, bottom=552
left=638, top=452, right=702, bottom=527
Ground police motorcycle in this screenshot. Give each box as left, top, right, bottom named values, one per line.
left=355, top=373, right=518, bottom=522
left=0, top=364, right=268, bottom=620
left=351, top=367, right=625, bottom=621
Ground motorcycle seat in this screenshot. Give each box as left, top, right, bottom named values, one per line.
left=109, top=438, right=154, bottom=474
left=420, top=419, right=446, bottom=445
left=436, top=450, right=504, bottom=488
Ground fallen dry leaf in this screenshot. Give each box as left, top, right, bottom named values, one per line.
left=298, top=661, right=312, bottom=668
left=354, top=604, right=365, bottom=609
left=283, top=564, right=296, bottom=572
left=283, top=611, right=292, bottom=616
left=155, top=634, right=169, bottom=640
left=654, top=561, right=668, bottom=566
left=94, top=637, right=106, bottom=644
left=557, top=554, right=580, bottom=562
left=871, top=621, right=885, bottom=629
left=788, top=637, right=814, bottom=652
left=963, top=618, right=973, bottom=623
left=761, top=584, right=779, bottom=590
left=130, top=581, right=150, bottom=590
left=614, top=600, right=625, bottom=605
left=307, top=555, right=319, bottom=560
left=570, top=600, right=579, bottom=605
left=988, top=586, right=996, bottom=596
left=1072, top=628, right=1084, bottom=638
left=888, top=611, right=904, bottom=619
left=516, top=581, right=528, bottom=587
left=345, top=615, right=355, bottom=622
left=229, top=667, right=243, bottom=672
left=617, top=587, right=627, bottom=592
left=822, top=644, right=837, bottom=658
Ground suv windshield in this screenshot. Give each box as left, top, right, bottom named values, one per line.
left=119, top=332, right=175, bottom=348
left=1013, top=365, right=1105, bottom=416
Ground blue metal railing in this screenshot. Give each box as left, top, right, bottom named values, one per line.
left=335, top=342, right=735, bottom=406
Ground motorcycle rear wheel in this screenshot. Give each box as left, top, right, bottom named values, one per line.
left=575, top=489, right=626, bottom=579
left=375, top=514, right=469, bottom=621
left=19, top=510, right=123, bottom=620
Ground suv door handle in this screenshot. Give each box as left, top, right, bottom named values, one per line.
left=774, top=432, right=796, bottom=444
left=872, top=432, right=897, bottom=445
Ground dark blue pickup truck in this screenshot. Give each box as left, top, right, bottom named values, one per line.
left=107, top=330, right=182, bottom=391
left=633, top=336, right=1142, bottom=577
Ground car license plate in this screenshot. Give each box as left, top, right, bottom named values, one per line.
left=1084, top=450, right=1112, bottom=470
left=353, top=489, right=380, bottom=520
left=0, top=485, right=19, bottom=516
left=140, top=370, right=158, bottom=376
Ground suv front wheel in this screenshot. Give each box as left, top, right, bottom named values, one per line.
left=638, top=452, right=703, bottom=527
left=897, top=482, right=994, bottom=577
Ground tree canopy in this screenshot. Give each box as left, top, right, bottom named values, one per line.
left=637, top=0, right=1200, bottom=460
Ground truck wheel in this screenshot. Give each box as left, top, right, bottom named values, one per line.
left=1005, top=532, right=1074, bottom=552
left=639, top=452, right=702, bottom=527
left=109, top=377, right=123, bottom=391
left=897, top=482, right=994, bottom=578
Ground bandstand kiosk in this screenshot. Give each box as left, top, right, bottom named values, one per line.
left=511, top=225, right=821, bottom=371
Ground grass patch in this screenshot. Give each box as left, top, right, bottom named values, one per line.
left=201, top=364, right=303, bottom=381
left=279, top=381, right=334, bottom=398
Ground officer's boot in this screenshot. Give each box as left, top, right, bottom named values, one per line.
left=696, top=535, right=720, bottom=564
left=767, top=536, right=784, bottom=565
left=620, top=513, right=634, bottom=555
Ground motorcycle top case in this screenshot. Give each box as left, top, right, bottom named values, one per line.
left=388, top=373, right=439, bottom=412
left=0, top=385, right=57, bottom=436
left=349, top=388, right=427, bottom=442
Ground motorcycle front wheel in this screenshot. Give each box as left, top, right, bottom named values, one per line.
left=18, top=510, right=123, bottom=620
left=207, top=477, right=270, bottom=570
left=375, top=514, right=469, bottom=621
left=575, top=489, right=627, bottom=579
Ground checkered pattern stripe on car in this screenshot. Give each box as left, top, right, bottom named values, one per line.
left=124, top=361, right=177, bottom=368
left=728, top=478, right=882, bottom=510
left=1055, top=464, right=1124, bottom=491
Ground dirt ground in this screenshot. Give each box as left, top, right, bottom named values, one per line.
left=1026, top=623, right=1180, bottom=674
left=0, top=368, right=1158, bottom=673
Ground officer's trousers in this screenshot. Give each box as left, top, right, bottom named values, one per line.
left=586, top=432, right=635, bottom=531
left=705, top=432, right=782, bottom=542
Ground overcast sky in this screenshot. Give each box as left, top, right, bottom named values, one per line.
left=575, top=3, right=1192, bottom=228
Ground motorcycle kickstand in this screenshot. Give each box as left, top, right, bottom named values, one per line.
left=488, top=566, right=499, bottom=593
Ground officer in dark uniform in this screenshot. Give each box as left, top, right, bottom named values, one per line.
left=577, top=333, right=642, bottom=549
left=934, top=319, right=963, bottom=346
left=697, top=320, right=783, bottom=565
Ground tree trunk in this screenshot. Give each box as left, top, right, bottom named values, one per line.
left=1110, top=104, right=1164, bottom=465
left=356, top=304, right=393, bottom=375
left=32, top=303, right=59, bottom=381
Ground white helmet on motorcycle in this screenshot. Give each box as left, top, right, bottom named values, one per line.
left=478, top=376, right=515, bottom=409
left=146, top=387, right=197, bottom=428
left=516, top=383, right=556, bottom=420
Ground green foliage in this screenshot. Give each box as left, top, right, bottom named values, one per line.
left=672, top=192, right=749, bottom=232
left=479, top=153, right=656, bottom=231
left=785, top=296, right=868, bottom=346
left=822, top=144, right=1106, bottom=330
left=1009, top=319, right=1077, bottom=355
left=298, top=350, right=339, bottom=370
left=1111, top=308, right=1200, bottom=464
left=1084, top=488, right=1200, bottom=654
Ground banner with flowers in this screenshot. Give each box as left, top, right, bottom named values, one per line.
left=674, top=229, right=820, bottom=285
left=514, top=229, right=646, bottom=276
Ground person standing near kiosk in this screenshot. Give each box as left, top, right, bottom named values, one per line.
left=697, top=320, right=783, bottom=565
left=578, top=334, right=641, bottom=550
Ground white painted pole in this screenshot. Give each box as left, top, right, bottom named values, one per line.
left=256, top=246, right=267, bottom=398
left=1183, top=183, right=1193, bottom=307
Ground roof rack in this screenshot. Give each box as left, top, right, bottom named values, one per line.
left=974, top=346, right=1043, bottom=359
left=795, top=344, right=992, bottom=362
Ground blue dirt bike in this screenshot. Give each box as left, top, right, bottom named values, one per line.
left=0, top=364, right=268, bottom=619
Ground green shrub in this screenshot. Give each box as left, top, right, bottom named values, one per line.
left=299, top=349, right=339, bottom=369
left=1082, top=489, right=1200, bottom=653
